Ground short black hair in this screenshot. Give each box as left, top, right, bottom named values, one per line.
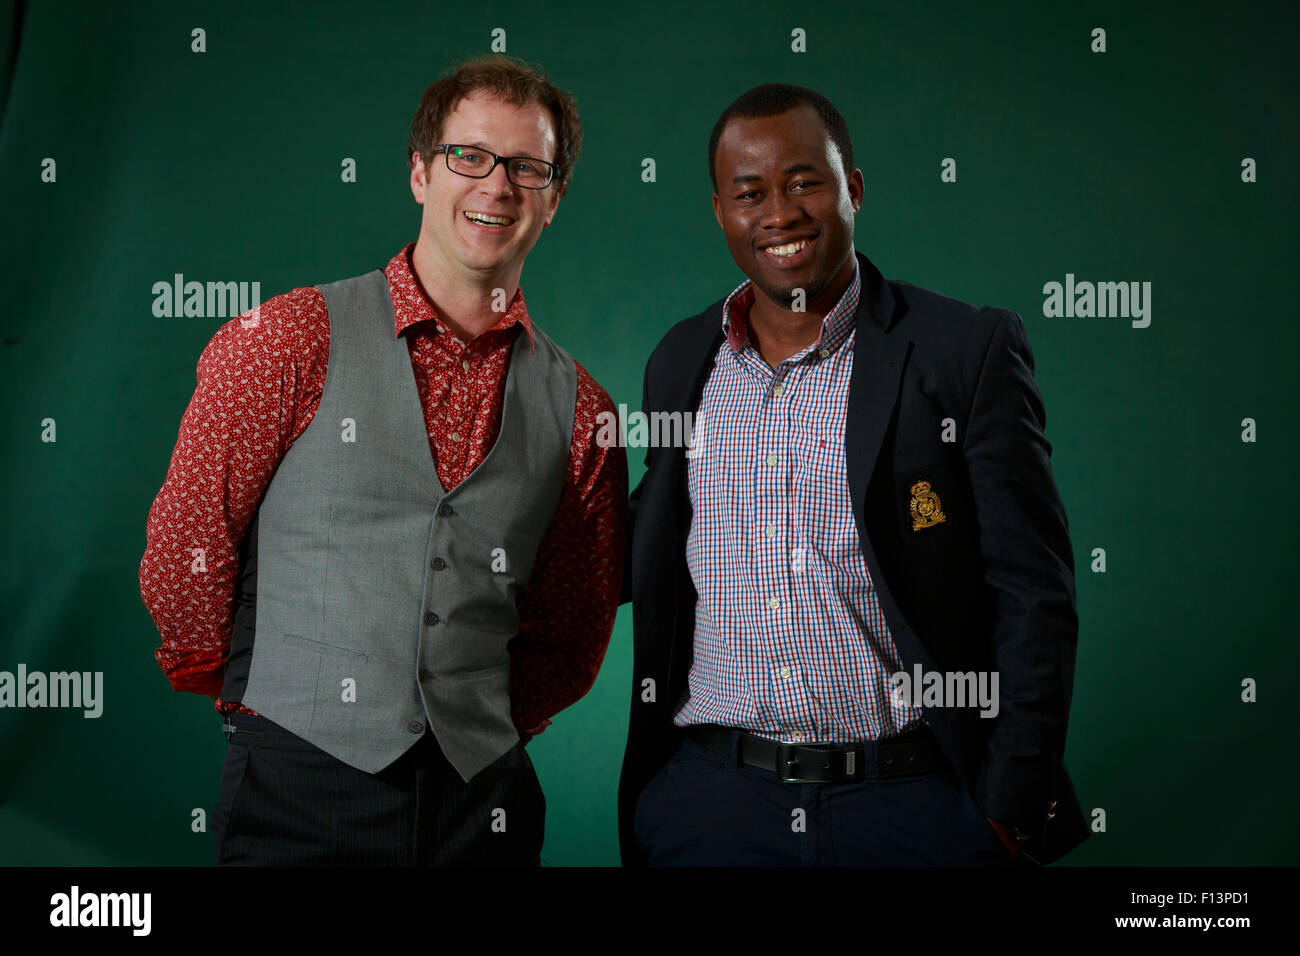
left=707, top=83, right=855, bottom=194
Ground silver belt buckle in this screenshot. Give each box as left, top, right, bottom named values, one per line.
left=774, top=741, right=854, bottom=783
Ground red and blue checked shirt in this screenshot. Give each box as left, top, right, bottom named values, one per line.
left=675, top=258, right=926, bottom=743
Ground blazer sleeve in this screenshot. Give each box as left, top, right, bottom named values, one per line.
left=961, top=308, right=1079, bottom=830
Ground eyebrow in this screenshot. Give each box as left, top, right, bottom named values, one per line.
left=731, top=162, right=820, bottom=185
left=465, top=140, right=549, bottom=161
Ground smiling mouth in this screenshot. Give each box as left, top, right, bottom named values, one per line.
left=463, top=210, right=516, bottom=228
left=761, top=237, right=814, bottom=259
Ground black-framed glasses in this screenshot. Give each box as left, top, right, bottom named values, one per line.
left=432, top=143, right=557, bottom=189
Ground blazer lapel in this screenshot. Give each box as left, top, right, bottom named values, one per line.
left=845, top=251, right=912, bottom=571
left=666, top=304, right=726, bottom=502
left=675, top=303, right=727, bottom=416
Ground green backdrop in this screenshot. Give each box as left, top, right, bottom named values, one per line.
left=1, top=0, right=1296, bottom=865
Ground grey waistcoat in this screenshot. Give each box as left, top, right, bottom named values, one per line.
left=239, top=268, right=576, bottom=780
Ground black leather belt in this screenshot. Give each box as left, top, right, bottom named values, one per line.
left=686, top=723, right=947, bottom=783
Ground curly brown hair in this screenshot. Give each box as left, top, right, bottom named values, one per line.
left=407, top=54, right=583, bottom=190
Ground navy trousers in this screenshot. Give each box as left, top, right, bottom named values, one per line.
left=212, top=712, right=544, bottom=866
left=633, top=731, right=1014, bottom=866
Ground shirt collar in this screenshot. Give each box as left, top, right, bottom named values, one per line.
left=383, top=241, right=536, bottom=352
left=720, top=256, right=861, bottom=359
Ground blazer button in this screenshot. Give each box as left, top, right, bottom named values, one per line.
left=438, top=503, right=454, bottom=517
left=419, top=668, right=434, bottom=681
left=431, top=557, right=447, bottom=570
left=407, top=720, right=424, bottom=734
left=424, top=611, right=440, bottom=625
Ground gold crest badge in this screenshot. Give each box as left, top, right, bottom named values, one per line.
left=909, top=479, right=947, bottom=531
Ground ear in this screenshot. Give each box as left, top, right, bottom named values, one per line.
left=712, top=193, right=723, bottom=229
left=848, top=168, right=864, bottom=213
left=545, top=180, right=566, bottom=226
left=409, top=156, right=427, bottom=204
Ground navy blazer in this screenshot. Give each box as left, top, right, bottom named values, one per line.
left=618, top=249, right=1089, bottom=866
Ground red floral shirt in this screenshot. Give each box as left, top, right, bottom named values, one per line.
left=139, top=242, right=627, bottom=741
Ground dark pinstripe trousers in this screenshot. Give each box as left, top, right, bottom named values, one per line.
left=212, top=712, right=544, bottom=866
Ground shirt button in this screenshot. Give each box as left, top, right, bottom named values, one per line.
left=423, top=611, right=440, bottom=626
left=449, top=431, right=462, bottom=443
left=792, top=731, right=806, bottom=742
left=765, top=524, right=777, bottom=537
left=773, top=384, right=784, bottom=397
left=438, top=503, right=454, bottom=517
left=431, top=557, right=447, bottom=570
left=462, top=359, right=471, bottom=373
left=778, top=666, right=791, bottom=679
left=768, top=597, right=780, bottom=610
left=407, top=720, right=424, bottom=734
left=766, top=454, right=778, bottom=466
left=819, top=348, right=830, bottom=359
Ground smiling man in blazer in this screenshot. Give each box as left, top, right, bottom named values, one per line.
left=618, top=83, right=1089, bottom=866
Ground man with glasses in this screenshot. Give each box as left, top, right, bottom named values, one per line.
left=140, top=54, right=627, bottom=865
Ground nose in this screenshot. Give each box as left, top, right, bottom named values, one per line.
left=480, top=160, right=515, bottom=193
left=759, top=189, right=803, bottom=230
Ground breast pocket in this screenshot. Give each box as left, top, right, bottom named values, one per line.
left=798, top=425, right=861, bottom=569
